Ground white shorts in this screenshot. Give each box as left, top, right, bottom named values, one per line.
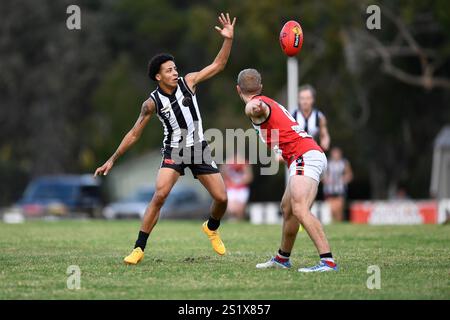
left=227, top=187, right=250, bottom=203
left=288, top=150, right=327, bottom=183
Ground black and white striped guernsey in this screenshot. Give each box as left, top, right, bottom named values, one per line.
left=149, top=77, right=204, bottom=149
left=292, top=108, right=324, bottom=141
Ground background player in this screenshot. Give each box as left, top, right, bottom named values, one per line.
left=236, top=69, right=337, bottom=272
left=323, top=146, right=353, bottom=222
left=94, top=13, right=236, bottom=265
left=221, top=152, right=253, bottom=221
left=292, top=84, right=330, bottom=152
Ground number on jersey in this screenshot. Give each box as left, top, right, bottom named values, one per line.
left=277, top=103, right=312, bottom=139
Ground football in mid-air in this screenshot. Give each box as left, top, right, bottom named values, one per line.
left=279, top=20, right=304, bottom=57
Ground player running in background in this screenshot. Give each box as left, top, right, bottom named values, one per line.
left=221, top=153, right=253, bottom=221
left=323, top=147, right=353, bottom=222
left=292, top=84, right=330, bottom=152
left=236, top=69, right=337, bottom=272
left=94, top=13, right=236, bottom=265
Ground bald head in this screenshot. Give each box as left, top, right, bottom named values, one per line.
left=237, top=69, right=262, bottom=95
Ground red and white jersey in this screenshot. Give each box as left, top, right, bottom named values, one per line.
left=250, top=95, right=323, bottom=167
left=222, top=163, right=249, bottom=189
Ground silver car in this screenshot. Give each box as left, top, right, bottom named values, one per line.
left=103, top=187, right=211, bottom=220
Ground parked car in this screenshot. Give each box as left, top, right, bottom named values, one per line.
left=16, top=175, right=104, bottom=218
left=103, top=186, right=210, bottom=220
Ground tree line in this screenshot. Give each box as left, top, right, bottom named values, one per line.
left=0, top=0, right=449, bottom=205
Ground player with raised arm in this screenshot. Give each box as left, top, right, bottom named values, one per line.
left=236, top=68, right=337, bottom=272
left=94, top=13, right=236, bottom=265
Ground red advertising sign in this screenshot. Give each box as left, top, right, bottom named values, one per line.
left=350, top=200, right=439, bottom=225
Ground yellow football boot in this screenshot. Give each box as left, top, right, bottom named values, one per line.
left=202, top=221, right=226, bottom=255
left=123, top=247, right=144, bottom=265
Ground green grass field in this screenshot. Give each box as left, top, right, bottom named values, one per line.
left=0, top=220, right=448, bottom=299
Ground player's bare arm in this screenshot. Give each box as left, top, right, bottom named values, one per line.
left=94, top=98, right=155, bottom=177
left=344, top=160, right=353, bottom=184
left=185, top=13, right=236, bottom=92
left=319, top=114, right=330, bottom=151
left=245, top=99, right=269, bottom=124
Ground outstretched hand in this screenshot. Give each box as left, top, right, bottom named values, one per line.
left=215, top=13, right=236, bottom=39
left=94, top=160, right=114, bottom=177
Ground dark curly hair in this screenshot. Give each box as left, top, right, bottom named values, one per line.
left=147, top=53, right=175, bottom=81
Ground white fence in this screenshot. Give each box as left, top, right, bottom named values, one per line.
left=248, top=201, right=332, bottom=225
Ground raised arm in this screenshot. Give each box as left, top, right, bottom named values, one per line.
left=184, top=13, right=236, bottom=93
left=94, top=98, right=155, bottom=177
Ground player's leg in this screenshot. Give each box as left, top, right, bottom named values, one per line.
left=335, top=196, right=344, bottom=222
left=124, top=168, right=180, bottom=264
left=328, top=196, right=339, bottom=222
left=278, top=188, right=300, bottom=265
left=198, top=172, right=228, bottom=220
left=140, top=168, right=180, bottom=233
left=227, top=188, right=249, bottom=220
left=289, top=175, right=330, bottom=253
left=329, top=195, right=344, bottom=222
left=226, top=188, right=240, bottom=220
left=190, top=141, right=228, bottom=255
left=280, top=186, right=300, bottom=254
left=197, top=172, right=228, bottom=255
left=325, top=196, right=334, bottom=221
left=234, top=187, right=250, bottom=220
left=288, top=150, right=337, bottom=272
left=233, top=202, right=246, bottom=220
left=256, top=186, right=298, bottom=269
left=289, top=175, right=337, bottom=272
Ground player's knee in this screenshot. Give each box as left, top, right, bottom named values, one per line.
left=292, top=204, right=309, bottom=222
left=214, top=192, right=228, bottom=206
left=152, top=190, right=169, bottom=207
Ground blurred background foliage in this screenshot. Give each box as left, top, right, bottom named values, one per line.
left=0, top=0, right=449, bottom=205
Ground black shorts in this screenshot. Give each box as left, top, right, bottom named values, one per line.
left=324, top=188, right=347, bottom=198
left=324, top=192, right=346, bottom=198
left=160, top=141, right=220, bottom=178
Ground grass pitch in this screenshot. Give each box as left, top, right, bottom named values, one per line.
left=0, top=220, right=448, bottom=299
